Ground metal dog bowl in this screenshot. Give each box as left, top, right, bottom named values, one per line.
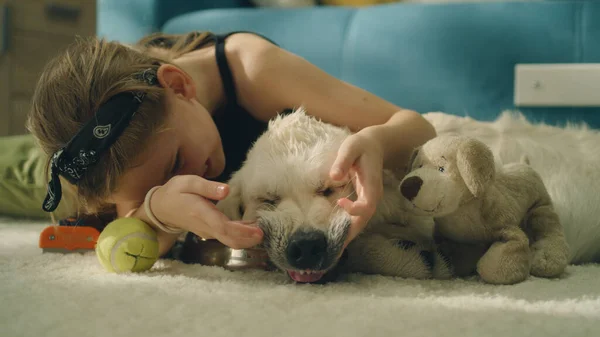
left=179, top=233, right=276, bottom=271
left=176, top=233, right=348, bottom=284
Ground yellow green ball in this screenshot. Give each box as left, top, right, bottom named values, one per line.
left=95, top=217, right=159, bottom=273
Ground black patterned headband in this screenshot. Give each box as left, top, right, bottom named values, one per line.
left=42, top=67, right=159, bottom=213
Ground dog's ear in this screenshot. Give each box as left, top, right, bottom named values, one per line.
left=216, top=174, right=245, bottom=220
left=456, top=137, right=495, bottom=197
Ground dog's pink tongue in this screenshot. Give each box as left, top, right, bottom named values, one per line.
left=288, top=271, right=325, bottom=283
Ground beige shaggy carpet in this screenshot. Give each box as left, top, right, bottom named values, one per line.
left=1, top=217, right=599, bottom=337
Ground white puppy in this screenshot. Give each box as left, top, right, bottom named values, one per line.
left=216, top=108, right=451, bottom=283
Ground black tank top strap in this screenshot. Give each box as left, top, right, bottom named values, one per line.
left=214, top=35, right=239, bottom=107
left=188, top=31, right=286, bottom=184
left=208, top=31, right=278, bottom=108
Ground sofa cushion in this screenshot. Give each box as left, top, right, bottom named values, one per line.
left=166, top=7, right=356, bottom=79
left=163, top=1, right=600, bottom=128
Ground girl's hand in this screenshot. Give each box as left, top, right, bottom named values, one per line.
left=329, top=128, right=384, bottom=248
left=149, top=175, right=264, bottom=249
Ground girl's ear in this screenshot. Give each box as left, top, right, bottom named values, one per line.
left=156, top=64, right=196, bottom=99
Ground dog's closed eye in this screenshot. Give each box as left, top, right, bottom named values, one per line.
left=316, top=183, right=348, bottom=197
left=257, top=195, right=280, bottom=207
left=317, top=187, right=335, bottom=197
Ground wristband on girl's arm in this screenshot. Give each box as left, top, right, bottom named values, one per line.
left=142, top=186, right=184, bottom=234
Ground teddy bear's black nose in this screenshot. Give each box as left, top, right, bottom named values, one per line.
left=400, top=176, right=423, bottom=201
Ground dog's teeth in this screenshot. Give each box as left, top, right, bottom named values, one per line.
left=294, top=270, right=322, bottom=275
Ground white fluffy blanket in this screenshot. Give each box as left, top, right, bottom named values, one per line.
left=2, top=112, right=600, bottom=337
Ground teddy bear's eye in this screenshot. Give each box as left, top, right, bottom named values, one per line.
left=438, top=166, right=445, bottom=173
left=418, top=164, right=423, bottom=168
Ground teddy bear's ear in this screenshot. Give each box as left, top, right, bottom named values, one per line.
left=456, top=137, right=495, bottom=197
left=216, top=173, right=245, bottom=220
left=405, top=147, right=421, bottom=173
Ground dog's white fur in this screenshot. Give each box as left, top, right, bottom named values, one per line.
left=217, top=108, right=450, bottom=283
left=216, top=108, right=600, bottom=283
left=423, top=111, right=600, bottom=264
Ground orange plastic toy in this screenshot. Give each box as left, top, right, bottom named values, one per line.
left=39, top=219, right=101, bottom=253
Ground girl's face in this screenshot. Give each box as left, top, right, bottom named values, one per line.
left=161, top=89, right=225, bottom=181
left=109, top=65, right=225, bottom=211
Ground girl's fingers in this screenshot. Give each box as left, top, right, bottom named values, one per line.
left=218, top=232, right=264, bottom=250
left=194, top=198, right=263, bottom=245
left=337, top=197, right=352, bottom=210
left=177, top=175, right=230, bottom=200
left=174, top=195, right=227, bottom=232
left=343, top=215, right=366, bottom=249
left=356, top=156, right=383, bottom=208
left=188, top=229, right=215, bottom=241
left=223, top=221, right=263, bottom=239
left=153, top=176, right=264, bottom=249
left=337, top=194, right=374, bottom=217
left=185, top=201, right=263, bottom=249
left=330, top=140, right=361, bottom=181
left=216, top=221, right=264, bottom=249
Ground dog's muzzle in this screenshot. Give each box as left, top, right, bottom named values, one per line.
left=286, top=230, right=328, bottom=269
left=285, top=230, right=328, bottom=283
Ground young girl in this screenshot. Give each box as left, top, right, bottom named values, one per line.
left=23, top=31, right=436, bottom=257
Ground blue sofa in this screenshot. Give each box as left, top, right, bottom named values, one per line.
left=97, top=0, right=600, bottom=128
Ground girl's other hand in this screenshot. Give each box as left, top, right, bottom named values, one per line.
left=149, top=175, right=264, bottom=249
left=329, top=128, right=384, bottom=249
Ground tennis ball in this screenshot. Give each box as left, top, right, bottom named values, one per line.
left=95, top=217, right=159, bottom=273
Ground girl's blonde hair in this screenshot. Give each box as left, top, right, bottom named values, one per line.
left=27, top=31, right=216, bottom=216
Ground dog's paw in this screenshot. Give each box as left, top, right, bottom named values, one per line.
left=432, top=250, right=453, bottom=279
left=419, top=250, right=434, bottom=270
left=396, top=240, right=452, bottom=279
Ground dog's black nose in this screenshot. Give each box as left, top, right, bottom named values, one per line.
left=400, top=176, right=423, bottom=201
left=286, top=230, right=327, bottom=270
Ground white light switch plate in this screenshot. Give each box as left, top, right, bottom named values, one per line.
left=514, top=63, right=600, bottom=107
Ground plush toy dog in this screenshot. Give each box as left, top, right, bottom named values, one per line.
left=397, top=135, right=570, bottom=284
